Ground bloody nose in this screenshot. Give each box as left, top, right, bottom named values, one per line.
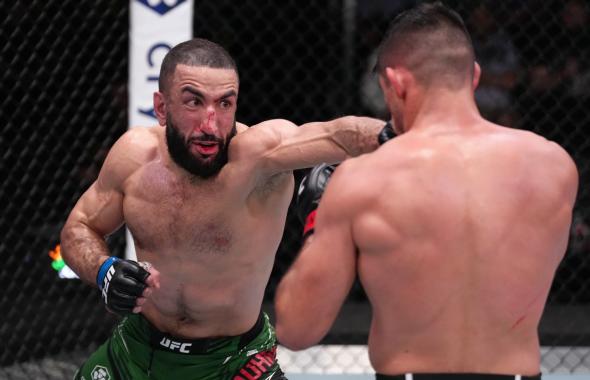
left=201, top=110, right=218, bottom=135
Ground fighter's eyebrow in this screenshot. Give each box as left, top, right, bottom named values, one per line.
left=218, top=90, right=237, bottom=100
left=181, top=87, right=236, bottom=101
left=181, top=86, right=205, bottom=99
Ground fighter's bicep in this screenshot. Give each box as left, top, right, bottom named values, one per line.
left=287, top=209, right=356, bottom=341
left=298, top=185, right=357, bottom=295
left=69, top=128, right=151, bottom=236
left=70, top=181, right=125, bottom=238
left=231, top=118, right=350, bottom=176
left=314, top=194, right=357, bottom=266
left=231, top=119, right=298, bottom=165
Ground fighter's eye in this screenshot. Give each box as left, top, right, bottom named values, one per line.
left=191, top=98, right=202, bottom=106
left=220, top=100, right=231, bottom=108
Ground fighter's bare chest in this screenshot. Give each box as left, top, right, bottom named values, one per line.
left=122, top=166, right=238, bottom=253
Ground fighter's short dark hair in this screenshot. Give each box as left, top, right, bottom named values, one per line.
left=375, top=2, right=475, bottom=88
left=159, top=38, right=238, bottom=92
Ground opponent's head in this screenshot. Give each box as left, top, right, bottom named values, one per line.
left=374, top=2, right=480, bottom=133
left=154, top=38, right=239, bottom=178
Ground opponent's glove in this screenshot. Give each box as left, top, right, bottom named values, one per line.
left=378, top=121, right=396, bottom=145
left=96, top=257, right=150, bottom=315
left=296, top=163, right=335, bottom=239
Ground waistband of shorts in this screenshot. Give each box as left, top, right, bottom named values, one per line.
left=375, top=374, right=542, bottom=380
left=136, top=312, right=266, bottom=355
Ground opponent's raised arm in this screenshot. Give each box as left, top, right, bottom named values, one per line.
left=232, top=116, right=392, bottom=175
left=275, top=163, right=358, bottom=350
left=60, top=128, right=160, bottom=314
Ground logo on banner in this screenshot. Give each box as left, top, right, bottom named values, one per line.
left=137, top=0, right=187, bottom=15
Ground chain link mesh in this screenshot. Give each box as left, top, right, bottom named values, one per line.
left=1, top=0, right=588, bottom=378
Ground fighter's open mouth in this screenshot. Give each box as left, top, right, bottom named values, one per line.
left=192, top=141, right=219, bottom=156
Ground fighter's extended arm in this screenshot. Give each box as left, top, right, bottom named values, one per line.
left=274, top=163, right=358, bottom=350
left=231, top=116, right=388, bottom=175
left=60, top=128, right=159, bottom=314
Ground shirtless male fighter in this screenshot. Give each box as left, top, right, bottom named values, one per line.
left=275, top=3, right=578, bottom=380
left=60, top=38, right=385, bottom=379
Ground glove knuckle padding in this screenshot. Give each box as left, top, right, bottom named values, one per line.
left=111, top=288, right=136, bottom=301
left=99, top=258, right=150, bottom=315
left=113, top=275, right=146, bottom=297
left=118, top=260, right=150, bottom=281
left=111, top=289, right=137, bottom=308
left=378, top=121, right=396, bottom=145
left=296, top=163, right=335, bottom=224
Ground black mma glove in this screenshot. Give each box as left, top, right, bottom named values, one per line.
left=96, top=257, right=150, bottom=315
left=378, top=121, right=396, bottom=145
left=296, top=163, right=335, bottom=239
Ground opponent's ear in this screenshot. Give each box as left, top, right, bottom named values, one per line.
left=378, top=72, right=395, bottom=111
left=153, top=91, right=167, bottom=126
left=385, top=67, right=407, bottom=100
left=472, top=61, right=481, bottom=91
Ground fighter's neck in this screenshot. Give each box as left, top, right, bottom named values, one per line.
left=404, top=87, right=482, bottom=132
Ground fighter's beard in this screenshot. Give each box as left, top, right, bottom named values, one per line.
left=165, top=118, right=237, bottom=179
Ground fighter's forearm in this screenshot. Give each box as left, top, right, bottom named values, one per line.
left=330, top=116, right=384, bottom=157
left=275, top=274, right=314, bottom=350
left=274, top=257, right=328, bottom=350
left=249, top=116, right=386, bottom=175
left=60, top=221, right=110, bottom=287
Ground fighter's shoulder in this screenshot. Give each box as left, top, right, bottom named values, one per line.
left=506, top=127, right=575, bottom=168
left=324, top=157, right=378, bottom=205
left=109, top=127, right=158, bottom=162
left=249, top=119, right=297, bottom=130
left=236, top=121, right=249, bottom=133
left=230, top=119, right=297, bottom=156
left=363, top=134, right=418, bottom=168
left=236, top=119, right=296, bottom=140
left=501, top=127, right=578, bottom=188
left=99, top=127, right=159, bottom=186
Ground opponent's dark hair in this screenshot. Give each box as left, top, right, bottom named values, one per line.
left=159, top=38, right=238, bottom=92
left=375, top=2, right=475, bottom=88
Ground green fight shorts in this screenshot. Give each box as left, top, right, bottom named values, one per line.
left=74, top=312, right=287, bottom=380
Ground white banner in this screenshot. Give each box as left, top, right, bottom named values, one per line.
left=127, top=0, right=193, bottom=259
left=129, top=0, right=193, bottom=127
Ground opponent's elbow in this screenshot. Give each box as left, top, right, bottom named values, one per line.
left=275, top=303, right=327, bottom=350
left=275, top=320, right=323, bottom=351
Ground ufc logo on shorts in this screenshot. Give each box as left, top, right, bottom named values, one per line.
left=101, top=266, right=115, bottom=302
left=160, top=337, right=192, bottom=353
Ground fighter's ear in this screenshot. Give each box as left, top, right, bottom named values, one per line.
left=385, top=67, right=408, bottom=100
left=153, top=91, right=167, bottom=127
left=472, top=61, right=481, bottom=91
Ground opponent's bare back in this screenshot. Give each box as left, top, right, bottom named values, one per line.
left=274, top=2, right=579, bottom=377
left=275, top=118, right=577, bottom=375
left=350, top=121, right=577, bottom=374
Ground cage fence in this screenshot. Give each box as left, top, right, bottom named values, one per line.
left=1, top=0, right=589, bottom=378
